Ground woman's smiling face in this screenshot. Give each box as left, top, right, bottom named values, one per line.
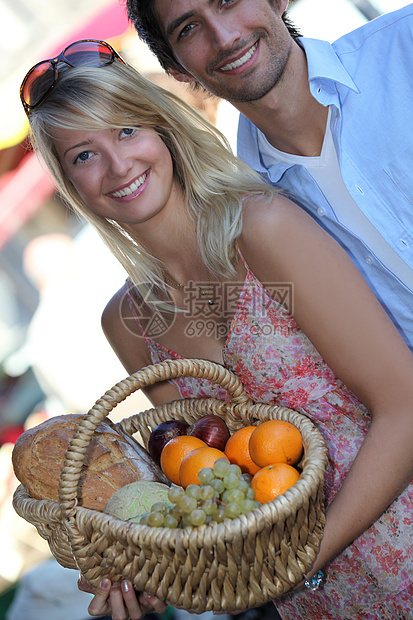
left=54, top=126, right=178, bottom=227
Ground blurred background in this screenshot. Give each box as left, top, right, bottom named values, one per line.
left=0, top=0, right=409, bottom=618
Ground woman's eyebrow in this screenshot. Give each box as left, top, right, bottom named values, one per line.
left=63, top=141, right=92, bottom=158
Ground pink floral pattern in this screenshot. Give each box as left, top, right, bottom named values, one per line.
left=126, top=267, right=413, bottom=619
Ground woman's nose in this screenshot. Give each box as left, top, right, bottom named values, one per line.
left=106, top=152, right=133, bottom=178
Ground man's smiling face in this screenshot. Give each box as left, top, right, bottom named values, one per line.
left=155, top=0, right=293, bottom=103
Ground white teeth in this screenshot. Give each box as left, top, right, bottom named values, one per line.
left=221, top=42, right=257, bottom=72
left=111, top=172, right=147, bottom=198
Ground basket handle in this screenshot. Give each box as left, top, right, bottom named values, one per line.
left=58, top=358, right=252, bottom=523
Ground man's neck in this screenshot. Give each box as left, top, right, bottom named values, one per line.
left=234, top=41, right=328, bottom=157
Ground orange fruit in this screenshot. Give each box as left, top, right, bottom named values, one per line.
left=160, top=435, right=207, bottom=485
left=224, top=426, right=261, bottom=476
left=179, top=446, right=229, bottom=488
left=251, top=463, right=300, bottom=504
left=249, top=420, right=303, bottom=467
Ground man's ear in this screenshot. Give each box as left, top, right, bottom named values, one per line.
left=279, top=0, right=289, bottom=14
left=168, top=66, right=197, bottom=84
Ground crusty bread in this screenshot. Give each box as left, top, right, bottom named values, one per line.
left=12, top=414, right=168, bottom=510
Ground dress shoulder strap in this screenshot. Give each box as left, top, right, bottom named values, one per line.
left=235, top=240, right=251, bottom=272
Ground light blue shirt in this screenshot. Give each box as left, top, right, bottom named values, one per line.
left=237, top=4, right=413, bottom=352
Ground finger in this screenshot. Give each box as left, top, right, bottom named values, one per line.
left=108, top=582, right=133, bottom=620
left=77, top=575, right=95, bottom=595
left=87, top=579, right=112, bottom=617
left=121, top=581, right=150, bottom=619
left=139, top=592, right=168, bottom=615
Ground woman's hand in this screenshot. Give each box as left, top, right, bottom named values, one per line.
left=78, top=576, right=167, bottom=620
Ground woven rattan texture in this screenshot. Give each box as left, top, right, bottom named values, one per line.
left=13, top=358, right=328, bottom=612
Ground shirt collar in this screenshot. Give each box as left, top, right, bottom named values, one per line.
left=301, top=37, right=359, bottom=94
left=237, top=37, right=359, bottom=175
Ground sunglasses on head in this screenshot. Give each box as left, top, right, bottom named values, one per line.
left=20, top=39, right=125, bottom=116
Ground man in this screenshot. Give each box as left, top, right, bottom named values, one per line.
left=126, top=0, right=413, bottom=351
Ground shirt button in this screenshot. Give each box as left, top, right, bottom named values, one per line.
left=317, top=208, right=326, bottom=216
left=365, top=256, right=373, bottom=265
left=356, top=185, right=364, bottom=195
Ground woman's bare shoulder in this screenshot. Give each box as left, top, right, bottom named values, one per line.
left=240, top=193, right=322, bottom=277
left=101, top=281, right=130, bottom=334
left=101, top=281, right=151, bottom=374
left=101, top=282, right=181, bottom=405
left=242, top=193, right=311, bottom=235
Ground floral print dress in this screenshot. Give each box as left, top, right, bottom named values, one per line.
left=125, top=261, right=413, bottom=619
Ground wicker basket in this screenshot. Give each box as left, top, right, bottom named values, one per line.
left=13, top=358, right=328, bottom=613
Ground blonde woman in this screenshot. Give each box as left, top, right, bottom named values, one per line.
left=21, top=40, right=413, bottom=620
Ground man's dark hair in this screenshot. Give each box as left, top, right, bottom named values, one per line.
left=126, top=0, right=301, bottom=76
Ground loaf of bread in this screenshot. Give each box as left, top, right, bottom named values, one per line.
left=12, top=414, right=168, bottom=510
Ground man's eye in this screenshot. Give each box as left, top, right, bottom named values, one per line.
left=178, top=23, right=194, bottom=39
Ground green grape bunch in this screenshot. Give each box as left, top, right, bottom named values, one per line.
left=139, top=458, right=261, bottom=528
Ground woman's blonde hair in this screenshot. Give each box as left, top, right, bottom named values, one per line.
left=28, top=58, right=275, bottom=305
